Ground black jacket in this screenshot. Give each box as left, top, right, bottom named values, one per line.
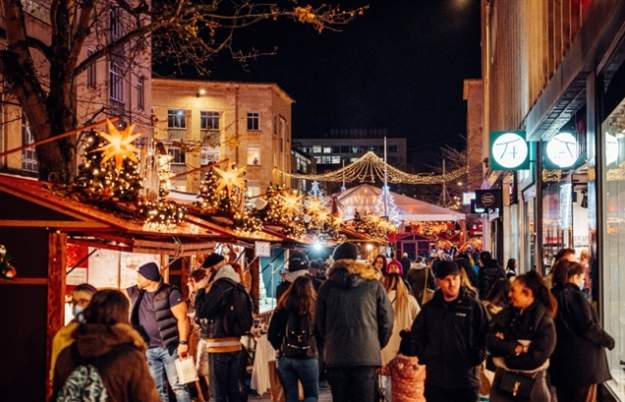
left=399, top=287, right=489, bottom=389
left=315, top=259, right=393, bottom=368
left=268, top=306, right=318, bottom=359
left=406, top=267, right=436, bottom=304
left=550, top=284, right=614, bottom=386
left=127, top=284, right=179, bottom=351
left=195, top=265, right=240, bottom=339
left=478, top=263, right=505, bottom=299
left=486, top=301, right=556, bottom=372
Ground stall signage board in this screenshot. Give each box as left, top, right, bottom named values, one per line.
left=255, top=241, right=271, bottom=257
left=475, top=189, right=502, bottom=210
left=490, top=131, right=530, bottom=170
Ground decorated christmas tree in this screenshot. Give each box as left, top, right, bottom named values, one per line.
left=374, top=185, right=402, bottom=223
left=197, top=167, right=223, bottom=214
left=259, top=184, right=306, bottom=238
left=74, top=129, right=142, bottom=203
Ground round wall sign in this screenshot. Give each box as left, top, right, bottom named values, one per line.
left=491, top=132, right=529, bottom=169
left=546, top=132, right=579, bottom=168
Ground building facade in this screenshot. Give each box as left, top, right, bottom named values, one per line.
left=151, top=79, right=294, bottom=196
left=291, top=149, right=316, bottom=192
left=0, top=0, right=153, bottom=175
left=480, top=0, right=625, bottom=399
left=293, top=129, right=408, bottom=172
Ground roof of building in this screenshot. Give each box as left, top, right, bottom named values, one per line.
left=152, top=77, right=295, bottom=103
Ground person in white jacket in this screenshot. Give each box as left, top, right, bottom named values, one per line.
left=380, top=259, right=421, bottom=401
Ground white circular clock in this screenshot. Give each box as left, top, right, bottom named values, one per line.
left=546, top=132, right=579, bottom=168
left=491, top=132, right=529, bottom=169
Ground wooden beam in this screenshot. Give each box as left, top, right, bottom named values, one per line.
left=0, top=220, right=109, bottom=229
left=0, top=277, right=48, bottom=285
left=47, top=232, right=66, bottom=398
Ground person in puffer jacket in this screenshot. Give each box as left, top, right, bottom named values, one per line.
left=316, top=242, right=394, bottom=402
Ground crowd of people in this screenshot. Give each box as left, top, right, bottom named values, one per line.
left=48, top=243, right=614, bottom=402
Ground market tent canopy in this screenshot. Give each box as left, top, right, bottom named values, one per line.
left=335, top=184, right=465, bottom=222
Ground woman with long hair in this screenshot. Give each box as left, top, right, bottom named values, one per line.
left=268, top=276, right=319, bottom=402
left=380, top=259, right=423, bottom=402
left=53, top=289, right=159, bottom=402
left=373, top=254, right=388, bottom=274
left=550, top=261, right=614, bottom=402
left=487, top=271, right=557, bottom=402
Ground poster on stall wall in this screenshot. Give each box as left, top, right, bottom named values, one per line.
left=88, top=248, right=120, bottom=288
left=120, top=252, right=160, bottom=289
left=66, top=243, right=90, bottom=286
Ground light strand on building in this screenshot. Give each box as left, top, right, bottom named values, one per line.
left=274, top=151, right=468, bottom=184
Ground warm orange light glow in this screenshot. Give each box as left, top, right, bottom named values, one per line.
left=214, top=166, right=246, bottom=192
left=95, top=120, right=141, bottom=170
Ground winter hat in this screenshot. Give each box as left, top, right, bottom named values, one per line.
left=203, top=253, right=225, bottom=269
left=433, top=260, right=460, bottom=279
left=288, top=251, right=310, bottom=272
left=454, top=258, right=473, bottom=275
left=138, top=262, right=161, bottom=282
left=332, top=242, right=358, bottom=261
left=385, top=259, right=403, bottom=276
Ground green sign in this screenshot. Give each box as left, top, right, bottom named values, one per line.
left=490, top=131, right=530, bottom=171
left=542, top=132, right=585, bottom=170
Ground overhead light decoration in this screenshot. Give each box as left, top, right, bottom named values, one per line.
left=214, top=165, right=246, bottom=193
left=95, top=120, right=141, bottom=171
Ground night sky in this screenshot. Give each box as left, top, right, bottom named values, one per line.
left=162, top=0, right=482, bottom=170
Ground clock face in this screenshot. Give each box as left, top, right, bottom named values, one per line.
left=546, top=132, right=579, bottom=168
left=491, top=132, right=529, bottom=169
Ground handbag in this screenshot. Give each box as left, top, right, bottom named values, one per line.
left=496, top=370, right=536, bottom=399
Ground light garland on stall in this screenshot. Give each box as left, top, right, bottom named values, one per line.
left=274, top=151, right=468, bottom=184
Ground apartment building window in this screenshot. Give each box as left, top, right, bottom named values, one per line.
left=247, top=112, right=260, bottom=131
left=136, top=76, right=145, bottom=111
left=168, top=146, right=185, bottom=165
left=109, top=60, right=124, bottom=103
left=200, top=146, right=219, bottom=165
left=323, top=147, right=332, bottom=154
left=201, top=111, right=220, bottom=130
left=87, top=50, right=97, bottom=89
left=168, top=109, right=186, bottom=128
left=110, top=7, right=123, bottom=41
left=247, top=146, right=261, bottom=166
left=389, top=145, right=398, bottom=153
left=312, top=145, right=322, bottom=154
left=22, top=119, right=38, bottom=172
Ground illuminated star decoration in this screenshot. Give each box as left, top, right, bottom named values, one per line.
left=214, top=165, right=246, bottom=193
left=282, top=191, right=304, bottom=214
left=95, top=120, right=142, bottom=171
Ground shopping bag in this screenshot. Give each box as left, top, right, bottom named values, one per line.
left=175, top=357, right=199, bottom=384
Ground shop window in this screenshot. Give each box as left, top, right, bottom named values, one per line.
left=168, top=146, right=185, bottom=165
left=247, top=112, right=260, bottom=131
left=247, top=146, right=261, bottom=166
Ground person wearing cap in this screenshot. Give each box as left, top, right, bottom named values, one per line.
left=316, top=242, right=394, bottom=402
left=193, top=253, right=250, bottom=402
left=276, top=250, right=311, bottom=301
left=127, top=262, right=191, bottom=402
left=399, top=260, right=489, bottom=402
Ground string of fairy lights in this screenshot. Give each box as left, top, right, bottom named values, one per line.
left=274, top=151, right=468, bottom=184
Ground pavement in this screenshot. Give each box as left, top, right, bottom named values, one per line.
left=248, top=389, right=332, bottom=401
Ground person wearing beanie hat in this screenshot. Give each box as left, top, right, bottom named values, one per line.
left=126, top=262, right=192, bottom=402
left=385, top=258, right=404, bottom=276
left=316, top=242, right=393, bottom=402
left=276, top=250, right=311, bottom=301
left=399, top=258, right=489, bottom=402
left=203, top=253, right=226, bottom=270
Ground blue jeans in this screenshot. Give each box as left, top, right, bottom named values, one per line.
left=278, top=357, right=319, bottom=402
left=146, top=346, right=191, bottom=402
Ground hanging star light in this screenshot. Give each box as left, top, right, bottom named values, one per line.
left=282, top=190, right=303, bottom=214
left=95, top=120, right=142, bottom=170
left=214, top=165, right=246, bottom=193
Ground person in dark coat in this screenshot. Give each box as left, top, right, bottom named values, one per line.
left=400, top=252, right=411, bottom=278
left=276, top=251, right=312, bottom=301
left=550, top=261, right=614, bottom=402
left=316, top=242, right=394, bottom=402
left=487, top=271, right=557, bottom=402
left=53, top=289, right=160, bottom=402
left=406, top=257, right=436, bottom=305
left=478, top=251, right=505, bottom=300
left=400, top=260, right=489, bottom=402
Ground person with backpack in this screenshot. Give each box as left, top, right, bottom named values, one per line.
left=268, top=275, right=320, bottom=402
left=53, top=289, right=160, bottom=402
left=406, top=257, right=436, bottom=305
left=315, top=242, right=394, bottom=402
left=399, top=260, right=489, bottom=402
left=194, top=253, right=254, bottom=402
left=127, top=262, right=191, bottom=402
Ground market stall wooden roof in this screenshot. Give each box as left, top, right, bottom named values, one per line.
left=0, top=174, right=226, bottom=253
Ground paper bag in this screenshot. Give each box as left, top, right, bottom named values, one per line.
left=175, top=357, right=199, bottom=384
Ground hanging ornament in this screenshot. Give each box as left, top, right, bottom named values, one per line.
left=214, top=165, right=246, bottom=193
left=0, top=244, right=16, bottom=280
left=95, top=120, right=142, bottom=171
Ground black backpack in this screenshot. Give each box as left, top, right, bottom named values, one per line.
left=221, top=278, right=254, bottom=337
left=280, top=312, right=315, bottom=359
